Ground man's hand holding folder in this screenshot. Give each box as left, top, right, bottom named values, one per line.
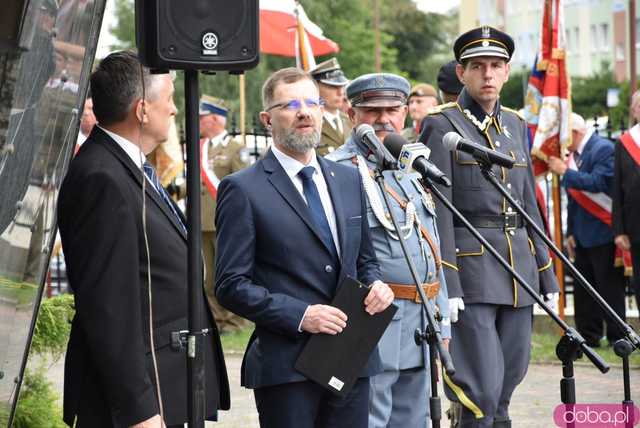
left=300, top=280, right=394, bottom=334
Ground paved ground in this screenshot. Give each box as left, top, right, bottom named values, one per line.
left=43, top=352, right=638, bottom=428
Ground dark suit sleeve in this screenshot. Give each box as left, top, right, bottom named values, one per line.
left=59, top=172, right=158, bottom=426
left=517, top=122, right=559, bottom=294
left=612, top=142, right=625, bottom=236
left=356, top=178, right=381, bottom=286
left=420, top=115, right=464, bottom=298
left=562, top=140, right=614, bottom=193
left=215, top=177, right=309, bottom=338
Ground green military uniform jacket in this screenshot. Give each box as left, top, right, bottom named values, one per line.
left=317, top=111, right=352, bottom=156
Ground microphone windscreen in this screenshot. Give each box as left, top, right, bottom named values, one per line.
left=355, top=123, right=375, bottom=142
left=442, top=132, right=462, bottom=151
left=382, top=133, right=408, bottom=158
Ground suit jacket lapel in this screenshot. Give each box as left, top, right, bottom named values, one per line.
left=262, top=150, right=328, bottom=250
left=94, top=129, right=188, bottom=241
left=318, top=156, right=346, bottom=264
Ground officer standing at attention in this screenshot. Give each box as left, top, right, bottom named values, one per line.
left=402, top=83, right=439, bottom=143
left=310, top=58, right=353, bottom=155
left=174, top=95, right=250, bottom=333
left=328, top=73, right=450, bottom=428
left=420, top=27, right=559, bottom=428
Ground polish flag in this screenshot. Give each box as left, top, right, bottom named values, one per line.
left=260, top=0, right=340, bottom=63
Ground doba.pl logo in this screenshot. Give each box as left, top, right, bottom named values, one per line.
left=553, top=404, right=640, bottom=427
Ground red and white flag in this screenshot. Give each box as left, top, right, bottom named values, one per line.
left=524, top=0, right=571, bottom=177
left=260, top=0, right=339, bottom=70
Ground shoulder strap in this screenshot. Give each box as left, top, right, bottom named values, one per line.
left=357, top=157, right=442, bottom=273
left=441, top=108, right=476, bottom=142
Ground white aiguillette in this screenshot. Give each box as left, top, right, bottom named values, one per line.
left=294, top=276, right=398, bottom=397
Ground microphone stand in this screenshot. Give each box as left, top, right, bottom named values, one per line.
left=419, top=176, right=610, bottom=422
left=371, top=164, right=455, bottom=428
left=475, top=162, right=639, bottom=416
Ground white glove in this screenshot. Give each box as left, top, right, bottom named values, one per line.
left=449, top=297, right=465, bottom=323
left=544, top=292, right=559, bottom=314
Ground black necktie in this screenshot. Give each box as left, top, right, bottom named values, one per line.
left=143, top=161, right=186, bottom=233
left=298, top=166, right=338, bottom=258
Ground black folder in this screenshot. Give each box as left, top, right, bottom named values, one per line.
left=294, top=276, right=397, bottom=397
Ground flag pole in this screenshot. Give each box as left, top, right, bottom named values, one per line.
left=295, top=2, right=309, bottom=71
left=552, top=174, right=566, bottom=320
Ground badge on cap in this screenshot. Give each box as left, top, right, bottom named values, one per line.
left=482, top=26, right=491, bottom=38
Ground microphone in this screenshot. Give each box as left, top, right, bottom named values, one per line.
left=383, top=133, right=452, bottom=187
left=355, top=124, right=398, bottom=170
left=442, top=132, right=515, bottom=169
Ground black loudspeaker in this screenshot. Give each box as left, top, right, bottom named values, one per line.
left=135, top=0, right=259, bottom=72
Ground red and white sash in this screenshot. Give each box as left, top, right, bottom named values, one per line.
left=566, top=153, right=632, bottom=275
left=200, top=138, right=220, bottom=199
left=566, top=153, right=612, bottom=226
left=620, top=124, right=640, bottom=167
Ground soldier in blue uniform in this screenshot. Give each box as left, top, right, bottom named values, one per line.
left=327, top=73, right=450, bottom=428
left=420, top=27, right=559, bottom=428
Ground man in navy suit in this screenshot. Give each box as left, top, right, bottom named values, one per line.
left=215, top=67, right=394, bottom=428
left=548, top=112, right=626, bottom=347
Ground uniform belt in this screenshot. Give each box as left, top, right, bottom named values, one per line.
left=388, top=282, right=440, bottom=302
left=455, top=213, right=524, bottom=231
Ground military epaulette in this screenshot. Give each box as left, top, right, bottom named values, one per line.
left=427, top=101, right=457, bottom=116
left=501, top=106, right=525, bottom=121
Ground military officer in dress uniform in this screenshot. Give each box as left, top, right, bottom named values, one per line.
left=178, top=95, right=250, bottom=333
left=402, top=83, right=439, bottom=144
left=327, top=73, right=451, bottom=428
left=310, top=58, right=353, bottom=155
left=420, top=27, right=559, bottom=428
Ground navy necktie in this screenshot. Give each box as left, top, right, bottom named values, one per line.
left=143, top=161, right=186, bottom=233
left=298, top=166, right=338, bottom=258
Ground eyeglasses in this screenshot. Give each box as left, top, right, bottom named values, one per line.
left=266, top=98, right=324, bottom=112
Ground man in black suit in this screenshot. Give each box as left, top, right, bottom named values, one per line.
left=58, top=51, right=229, bottom=428
left=215, top=67, right=394, bottom=428
left=613, top=90, right=640, bottom=310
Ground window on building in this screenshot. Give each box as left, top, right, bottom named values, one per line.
left=600, top=23, right=609, bottom=51
left=590, top=24, right=597, bottom=52
left=574, top=27, right=580, bottom=54
left=566, top=29, right=572, bottom=53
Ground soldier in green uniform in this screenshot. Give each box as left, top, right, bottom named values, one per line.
left=178, top=95, right=250, bottom=333
left=420, top=27, right=559, bottom=428
left=402, top=83, right=438, bottom=143
left=310, top=58, right=353, bottom=155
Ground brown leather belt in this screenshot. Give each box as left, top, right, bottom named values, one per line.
left=388, top=281, right=440, bottom=302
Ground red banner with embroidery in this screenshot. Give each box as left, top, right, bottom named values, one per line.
left=200, top=138, right=220, bottom=199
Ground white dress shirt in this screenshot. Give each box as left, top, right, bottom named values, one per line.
left=271, top=144, right=341, bottom=258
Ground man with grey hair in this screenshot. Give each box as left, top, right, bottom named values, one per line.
left=215, top=67, right=394, bottom=428
left=548, top=112, right=627, bottom=347
left=58, top=50, right=229, bottom=428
